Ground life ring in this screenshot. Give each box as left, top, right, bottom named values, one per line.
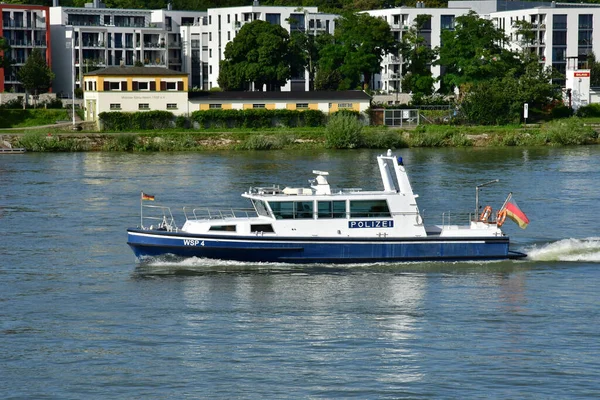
left=479, top=205, right=493, bottom=222
left=497, top=209, right=507, bottom=227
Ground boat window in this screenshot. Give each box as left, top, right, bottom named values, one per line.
left=252, top=199, right=271, bottom=217
left=209, top=225, right=237, bottom=231
left=317, top=200, right=346, bottom=218
left=251, top=224, right=274, bottom=233
left=270, top=201, right=313, bottom=219
left=349, top=200, right=391, bottom=218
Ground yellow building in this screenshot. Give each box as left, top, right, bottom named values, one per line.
left=188, top=90, right=371, bottom=114
left=83, top=66, right=189, bottom=121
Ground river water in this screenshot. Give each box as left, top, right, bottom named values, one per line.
left=1, top=147, right=599, bottom=399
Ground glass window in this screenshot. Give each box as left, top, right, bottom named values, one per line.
left=110, top=103, right=121, bottom=110
left=209, top=225, right=236, bottom=231
left=318, top=201, right=346, bottom=219
left=553, top=14, right=567, bottom=30
left=270, top=202, right=295, bottom=219
left=350, top=200, right=391, bottom=218
left=266, top=13, right=281, bottom=25
left=296, top=103, right=308, bottom=109
left=109, top=81, right=120, bottom=90
left=251, top=224, right=274, bottom=233
left=138, top=81, right=149, bottom=90
left=338, top=103, right=352, bottom=108
left=138, top=103, right=149, bottom=110
left=552, top=30, right=567, bottom=46
left=166, top=103, right=177, bottom=109
left=252, top=200, right=270, bottom=217
left=441, top=15, right=455, bottom=30
left=209, top=104, right=222, bottom=109
left=579, top=14, right=593, bottom=29
left=295, top=201, right=313, bottom=219
left=253, top=104, right=265, bottom=108
left=166, top=82, right=176, bottom=90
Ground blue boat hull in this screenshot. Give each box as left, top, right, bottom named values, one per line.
left=127, top=228, right=525, bottom=263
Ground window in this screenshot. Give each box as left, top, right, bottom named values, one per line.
left=270, top=201, right=313, bottom=219
left=253, top=104, right=265, bottom=109
left=110, top=103, right=121, bottom=110
left=250, top=224, right=274, bottom=233
left=227, top=14, right=230, bottom=23
left=266, top=13, right=281, bottom=25
left=553, top=14, right=567, bottom=30
left=209, top=104, right=222, bottom=109
left=441, top=15, right=455, bottom=30
left=209, top=49, right=212, bottom=58
left=227, top=31, right=231, bottom=40
left=209, top=225, right=236, bottom=231
left=209, top=32, right=212, bottom=41
left=166, top=103, right=177, bottom=110
left=338, top=103, right=353, bottom=109
left=138, top=103, right=150, bottom=110
left=166, top=82, right=176, bottom=90
left=296, top=103, right=308, bottom=109
left=350, top=200, right=391, bottom=218
left=318, top=201, right=346, bottom=219
left=138, top=81, right=149, bottom=90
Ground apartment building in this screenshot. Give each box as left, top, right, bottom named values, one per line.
left=0, top=4, right=51, bottom=93
left=49, top=0, right=198, bottom=96
left=366, top=4, right=470, bottom=93
left=202, top=5, right=337, bottom=91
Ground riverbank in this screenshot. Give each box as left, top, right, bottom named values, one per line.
left=1, top=118, right=599, bottom=151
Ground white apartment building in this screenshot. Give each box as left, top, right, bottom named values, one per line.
left=202, top=4, right=337, bottom=91
left=366, top=4, right=470, bottom=93
left=49, top=0, right=201, bottom=96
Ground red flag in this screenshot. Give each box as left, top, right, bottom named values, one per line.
left=141, top=192, right=155, bottom=201
left=503, top=197, right=529, bottom=229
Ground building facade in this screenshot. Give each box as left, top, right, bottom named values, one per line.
left=50, top=1, right=197, bottom=96
left=1, top=4, right=51, bottom=93
left=82, top=66, right=188, bottom=120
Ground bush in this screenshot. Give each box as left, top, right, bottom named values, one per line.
left=362, top=130, right=408, bottom=149
left=575, top=103, right=600, bottom=118
left=237, top=134, right=296, bottom=150
left=0, top=97, right=24, bottom=109
left=102, top=134, right=139, bottom=151
left=543, top=118, right=598, bottom=145
left=16, top=132, right=89, bottom=152
left=99, top=111, right=174, bottom=131
left=325, top=113, right=363, bottom=149
left=190, top=109, right=326, bottom=129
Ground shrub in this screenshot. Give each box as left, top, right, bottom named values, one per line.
left=16, top=132, right=89, bottom=152
left=362, top=130, right=408, bottom=149
left=237, top=134, right=295, bottom=150
left=325, top=113, right=363, bottom=149
left=102, top=134, right=138, bottom=151
left=543, top=118, right=598, bottom=145
left=575, top=103, right=600, bottom=118
left=99, top=111, right=174, bottom=131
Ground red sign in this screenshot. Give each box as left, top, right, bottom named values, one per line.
left=574, top=71, right=591, bottom=77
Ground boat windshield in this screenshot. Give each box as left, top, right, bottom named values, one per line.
left=252, top=199, right=271, bottom=217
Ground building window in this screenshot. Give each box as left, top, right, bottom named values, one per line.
left=266, top=13, right=281, bottom=25
left=338, top=103, right=353, bottom=109
left=110, top=104, right=121, bottom=110
left=166, top=82, right=176, bottom=90
left=209, top=49, right=212, bottom=58
left=253, top=104, right=265, bottom=109
left=296, top=103, right=308, bottom=109
left=209, top=65, right=213, bottom=74
left=209, top=104, right=222, bottom=109
left=166, top=103, right=177, bottom=110
left=227, top=31, right=231, bottom=40
left=209, top=32, right=212, bottom=41
left=139, top=103, right=150, bottom=110
left=138, top=82, right=149, bottom=90
left=227, top=14, right=230, bottom=23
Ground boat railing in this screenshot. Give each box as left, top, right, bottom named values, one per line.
left=183, top=207, right=259, bottom=221
left=141, top=204, right=178, bottom=232
left=442, top=211, right=477, bottom=226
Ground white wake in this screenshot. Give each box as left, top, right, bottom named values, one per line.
left=525, top=237, right=600, bottom=262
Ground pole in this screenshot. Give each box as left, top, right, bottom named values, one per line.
left=475, top=179, right=499, bottom=218
left=140, top=192, right=143, bottom=228
left=71, top=32, right=76, bottom=129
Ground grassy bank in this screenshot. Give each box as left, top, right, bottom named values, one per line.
left=0, top=109, right=70, bottom=129
left=3, top=118, right=599, bottom=152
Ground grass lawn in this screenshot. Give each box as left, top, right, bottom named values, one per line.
left=0, top=109, right=70, bottom=129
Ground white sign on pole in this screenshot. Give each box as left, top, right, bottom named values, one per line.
left=524, top=103, right=529, bottom=119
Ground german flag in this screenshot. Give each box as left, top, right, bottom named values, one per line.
left=141, top=192, right=155, bottom=201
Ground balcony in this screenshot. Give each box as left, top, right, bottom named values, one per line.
left=7, top=39, right=46, bottom=48
left=144, top=42, right=166, bottom=49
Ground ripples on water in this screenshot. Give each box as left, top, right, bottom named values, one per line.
left=1, top=149, right=600, bottom=398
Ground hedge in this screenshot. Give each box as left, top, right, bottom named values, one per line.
left=190, top=109, right=325, bottom=129
left=99, top=110, right=175, bottom=131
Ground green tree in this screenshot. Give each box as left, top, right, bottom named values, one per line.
left=437, top=11, right=521, bottom=93
left=318, top=12, right=397, bottom=90
left=218, top=20, right=293, bottom=91
left=399, top=14, right=437, bottom=97
left=586, top=52, right=600, bottom=86
left=17, top=48, right=55, bottom=96
left=0, top=37, right=13, bottom=72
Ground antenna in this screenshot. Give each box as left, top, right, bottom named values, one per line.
left=475, top=179, right=499, bottom=218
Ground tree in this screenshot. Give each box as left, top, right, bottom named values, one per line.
left=437, top=11, right=521, bottom=93
left=399, top=14, right=437, bottom=97
left=218, top=20, right=293, bottom=91
left=0, top=37, right=13, bottom=73
left=586, top=52, right=600, bottom=86
left=318, top=12, right=397, bottom=90
left=17, top=48, right=54, bottom=96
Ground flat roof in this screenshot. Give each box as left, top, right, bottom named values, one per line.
left=83, top=66, right=187, bottom=76
left=188, top=90, right=371, bottom=102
